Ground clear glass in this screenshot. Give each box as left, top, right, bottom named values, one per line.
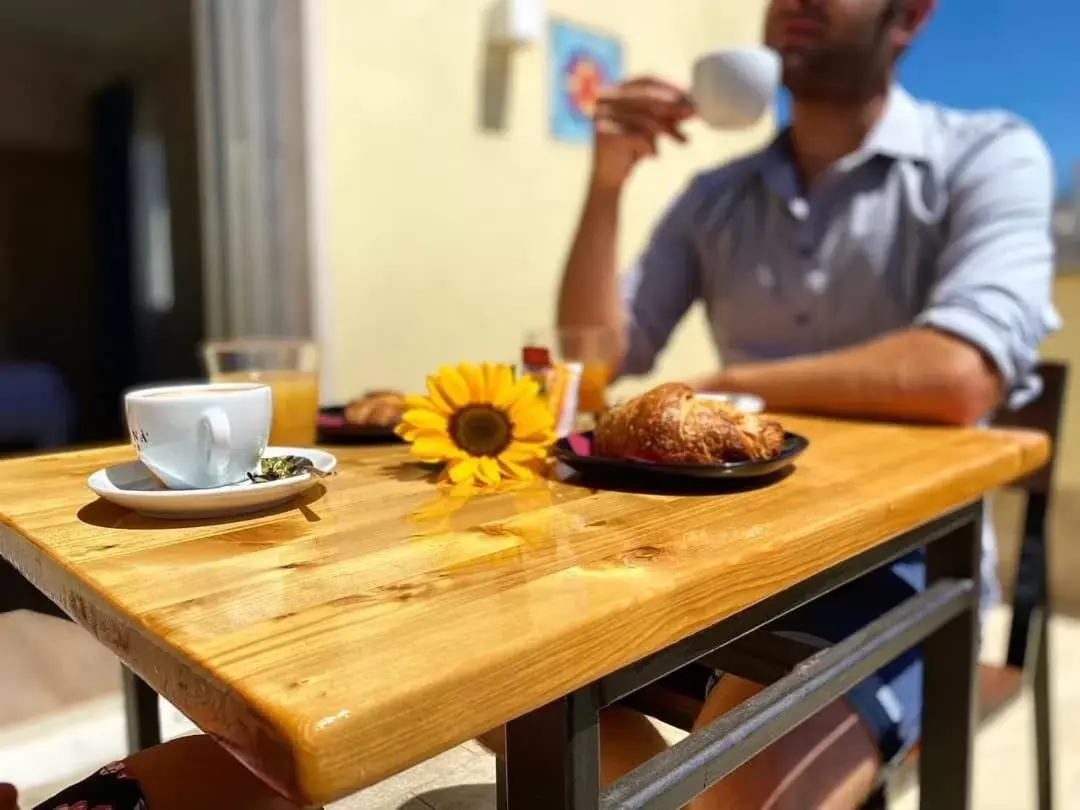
left=522, top=326, right=617, bottom=416
left=201, top=339, right=320, bottom=447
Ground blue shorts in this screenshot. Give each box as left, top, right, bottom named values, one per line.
left=709, top=551, right=926, bottom=763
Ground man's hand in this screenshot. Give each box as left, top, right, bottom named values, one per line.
left=592, top=77, right=695, bottom=190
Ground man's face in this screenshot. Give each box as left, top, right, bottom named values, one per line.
left=764, top=0, right=926, bottom=102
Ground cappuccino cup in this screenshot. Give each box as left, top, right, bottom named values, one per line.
left=691, top=46, right=780, bottom=130
left=124, top=383, right=272, bottom=490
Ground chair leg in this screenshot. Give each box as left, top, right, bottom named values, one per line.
left=495, top=754, right=507, bottom=810
left=122, top=666, right=162, bottom=753
left=1029, top=608, right=1053, bottom=810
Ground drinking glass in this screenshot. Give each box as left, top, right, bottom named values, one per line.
left=522, top=327, right=616, bottom=417
left=201, top=339, right=320, bottom=447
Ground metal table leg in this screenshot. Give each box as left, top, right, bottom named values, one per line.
left=504, top=687, right=601, bottom=810
left=122, top=666, right=162, bottom=753
left=919, top=501, right=982, bottom=810
left=498, top=504, right=983, bottom=810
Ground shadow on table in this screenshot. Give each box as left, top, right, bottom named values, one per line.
left=554, top=462, right=796, bottom=497
left=400, top=783, right=495, bottom=809
left=76, top=484, right=328, bottom=531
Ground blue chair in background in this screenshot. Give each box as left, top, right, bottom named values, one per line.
left=0, top=361, right=162, bottom=753
left=0, top=362, right=74, bottom=451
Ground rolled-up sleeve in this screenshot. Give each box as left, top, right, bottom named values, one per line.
left=914, top=123, right=1061, bottom=408
left=619, top=179, right=704, bottom=377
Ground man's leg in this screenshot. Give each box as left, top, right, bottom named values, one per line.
left=482, top=688, right=878, bottom=810
left=23, top=735, right=313, bottom=810
left=689, top=676, right=880, bottom=810
left=483, top=557, right=924, bottom=808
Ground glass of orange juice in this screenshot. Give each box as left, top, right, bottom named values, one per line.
left=201, top=339, right=320, bottom=447
left=523, top=327, right=616, bottom=419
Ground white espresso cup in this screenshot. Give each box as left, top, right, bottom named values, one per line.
left=124, top=382, right=272, bottom=490
left=691, top=46, right=780, bottom=130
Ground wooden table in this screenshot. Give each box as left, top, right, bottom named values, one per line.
left=0, top=416, right=1047, bottom=808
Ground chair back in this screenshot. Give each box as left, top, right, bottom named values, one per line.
left=992, top=361, right=1068, bottom=494
left=991, top=361, right=1069, bottom=668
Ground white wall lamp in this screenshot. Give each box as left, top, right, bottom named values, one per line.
left=480, top=0, right=546, bottom=131
left=487, top=0, right=546, bottom=49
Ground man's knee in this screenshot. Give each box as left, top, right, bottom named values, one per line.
left=691, top=678, right=880, bottom=810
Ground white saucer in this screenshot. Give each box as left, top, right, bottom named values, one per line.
left=87, top=447, right=337, bottom=520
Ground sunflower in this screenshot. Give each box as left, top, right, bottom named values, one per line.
left=395, top=363, right=556, bottom=486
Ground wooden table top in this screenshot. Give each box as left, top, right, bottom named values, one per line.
left=0, top=417, right=1048, bottom=804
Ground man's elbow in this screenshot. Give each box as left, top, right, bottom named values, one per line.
left=933, top=362, right=1004, bottom=427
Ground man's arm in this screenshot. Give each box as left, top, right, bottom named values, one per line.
left=693, top=327, right=1002, bottom=425
left=694, top=122, right=1059, bottom=426
left=557, top=183, right=627, bottom=359
left=557, top=77, right=695, bottom=369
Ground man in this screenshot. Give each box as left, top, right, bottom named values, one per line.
left=555, top=0, right=1059, bottom=807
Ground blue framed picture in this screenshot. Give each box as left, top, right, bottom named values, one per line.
left=548, top=19, right=624, bottom=145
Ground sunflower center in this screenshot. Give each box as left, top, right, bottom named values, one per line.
left=449, top=405, right=512, bottom=457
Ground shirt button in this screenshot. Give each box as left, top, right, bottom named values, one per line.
left=756, top=265, right=776, bottom=288
left=789, top=199, right=810, bottom=220
left=806, top=269, right=828, bottom=293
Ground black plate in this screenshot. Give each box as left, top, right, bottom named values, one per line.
left=552, top=431, right=809, bottom=479
left=317, top=407, right=403, bottom=445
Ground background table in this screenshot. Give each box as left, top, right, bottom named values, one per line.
left=0, top=416, right=1047, bottom=805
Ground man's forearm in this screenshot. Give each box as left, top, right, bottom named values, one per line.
left=556, top=182, right=627, bottom=361
left=691, top=328, right=1003, bottom=425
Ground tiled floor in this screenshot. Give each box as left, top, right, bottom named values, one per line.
left=2, top=486, right=1077, bottom=808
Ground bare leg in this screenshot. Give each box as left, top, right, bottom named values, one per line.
left=126, top=735, right=316, bottom=810
left=22, top=735, right=315, bottom=810
left=484, top=675, right=879, bottom=810
left=689, top=676, right=880, bottom=810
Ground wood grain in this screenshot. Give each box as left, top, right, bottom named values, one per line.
left=0, top=417, right=1048, bottom=804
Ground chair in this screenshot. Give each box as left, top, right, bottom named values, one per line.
left=0, top=362, right=163, bottom=754
left=613, top=361, right=1068, bottom=810
left=0, top=363, right=74, bottom=451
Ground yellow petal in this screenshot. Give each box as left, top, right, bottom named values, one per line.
left=436, top=365, right=472, bottom=408
left=412, top=434, right=464, bottom=461
left=499, top=458, right=536, bottom=481
left=448, top=457, right=480, bottom=484
left=481, top=363, right=499, bottom=401
left=501, top=442, right=548, bottom=462
left=512, top=404, right=555, bottom=440
left=404, top=394, right=441, bottom=414
left=396, top=424, right=422, bottom=442
left=492, top=367, right=523, bottom=408
left=459, top=363, right=486, bottom=402
left=510, top=376, right=541, bottom=407
left=477, top=456, right=502, bottom=485
left=424, top=377, right=455, bottom=415
left=401, top=408, right=448, bottom=432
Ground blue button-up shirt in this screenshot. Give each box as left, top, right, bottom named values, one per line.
left=621, top=85, right=1061, bottom=604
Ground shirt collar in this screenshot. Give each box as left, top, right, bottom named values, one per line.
left=757, top=84, right=929, bottom=196
left=859, top=84, right=929, bottom=162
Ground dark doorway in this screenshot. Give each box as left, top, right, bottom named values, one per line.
left=0, top=0, right=204, bottom=448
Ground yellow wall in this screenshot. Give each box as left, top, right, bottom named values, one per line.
left=1043, top=275, right=1080, bottom=489
left=319, top=0, right=772, bottom=403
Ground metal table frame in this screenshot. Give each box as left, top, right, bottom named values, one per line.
left=498, top=500, right=983, bottom=810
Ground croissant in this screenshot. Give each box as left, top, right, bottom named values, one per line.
left=344, top=390, right=406, bottom=428
left=594, top=383, right=785, bottom=464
